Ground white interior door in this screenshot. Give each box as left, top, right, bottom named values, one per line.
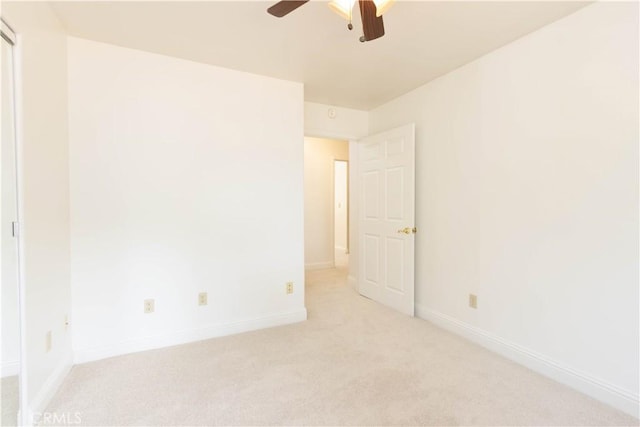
left=358, top=123, right=415, bottom=316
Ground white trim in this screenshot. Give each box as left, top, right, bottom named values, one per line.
left=304, top=261, right=335, bottom=271
left=11, top=32, right=30, bottom=427
left=1, top=360, right=19, bottom=377
left=416, top=305, right=640, bottom=419
left=27, top=356, right=73, bottom=426
left=304, top=129, right=361, bottom=141
left=74, top=308, right=308, bottom=364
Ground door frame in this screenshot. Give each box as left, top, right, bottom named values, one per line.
left=304, top=130, right=359, bottom=290
left=2, top=17, right=28, bottom=427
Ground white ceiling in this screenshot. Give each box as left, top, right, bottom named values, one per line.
left=50, top=1, right=589, bottom=110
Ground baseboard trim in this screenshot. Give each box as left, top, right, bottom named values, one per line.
left=416, top=305, right=639, bottom=418
left=305, top=261, right=335, bottom=271
left=74, top=308, right=308, bottom=364
left=1, top=360, right=19, bottom=377
left=28, top=355, right=73, bottom=425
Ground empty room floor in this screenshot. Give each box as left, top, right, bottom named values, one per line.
left=45, top=269, right=637, bottom=426
left=1, top=376, right=18, bottom=426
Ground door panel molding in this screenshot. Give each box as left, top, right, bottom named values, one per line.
left=357, top=123, right=415, bottom=316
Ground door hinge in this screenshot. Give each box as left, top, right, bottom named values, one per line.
left=11, top=221, right=19, bottom=238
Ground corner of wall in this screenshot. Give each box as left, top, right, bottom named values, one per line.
left=3, top=2, right=74, bottom=423
left=26, top=354, right=73, bottom=425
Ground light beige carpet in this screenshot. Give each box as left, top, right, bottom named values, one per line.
left=45, top=268, right=638, bottom=426
left=1, top=375, right=19, bottom=427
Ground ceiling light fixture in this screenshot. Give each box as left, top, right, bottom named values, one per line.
left=267, top=0, right=389, bottom=43
left=372, top=0, right=395, bottom=17
left=329, top=0, right=394, bottom=33
left=328, top=0, right=357, bottom=21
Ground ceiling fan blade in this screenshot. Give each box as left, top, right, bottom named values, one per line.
left=267, top=0, right=310, bottom=18
left=358, top=0, right=385, bottom=41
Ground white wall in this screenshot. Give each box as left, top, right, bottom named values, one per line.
left=369, top=2, right=639, bottom=416
left=2, top=1, right=74, bottom=420
left=67, top=37, right=306, bottom=363
left=334, top=161, right=348, bottom=252
left=304, top=102, right=368, bottom=140
left=304, top=137, right=348, bottom=269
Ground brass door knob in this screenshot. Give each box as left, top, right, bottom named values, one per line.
left=397, top=227, right=417, bottom=234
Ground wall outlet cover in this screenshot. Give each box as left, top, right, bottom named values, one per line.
left=46, top=331, right=52, bottom=352
left=469, top=294, right=478, bottom=309
left=144, top=299, right=155, bottom=314
left=198, top=292, right=208, bottom=306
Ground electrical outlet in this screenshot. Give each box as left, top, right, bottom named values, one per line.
left=198, top=292, right=208, bottom=306
left=46, top=331, right=52, bottom=352
left=144, top=299, right=155, bottom=314
left=469, top=294, right=478, bottom=309
left=286, top=282, right=294, bottom=294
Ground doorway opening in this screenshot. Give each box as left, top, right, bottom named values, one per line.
left=303, top=137, right=349, bottom=273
